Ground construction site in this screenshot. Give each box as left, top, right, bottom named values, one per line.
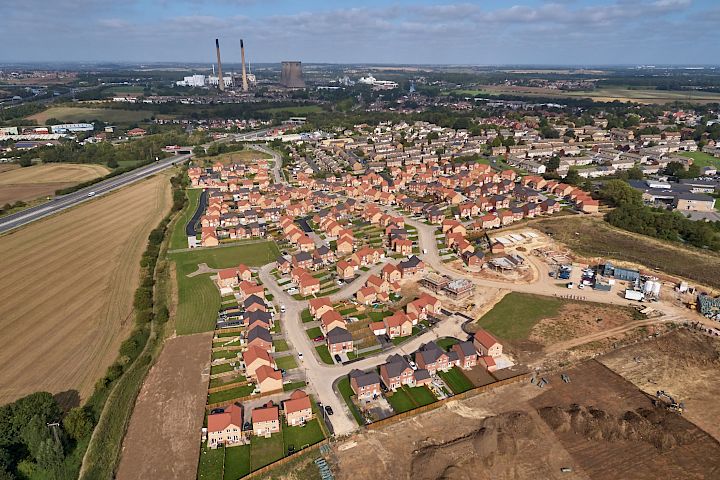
left=331, top=329, right=720, bottom=480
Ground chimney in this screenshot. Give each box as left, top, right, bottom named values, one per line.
left=240, top=39, right=249, bottom=92
left=215, top=38, right=225, bottom=92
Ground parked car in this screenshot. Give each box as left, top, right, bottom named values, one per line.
left=409, top=361, right=418, bottom=370
left=280, top=304, right=286, bottom=313
left=313, top=335, right=325, bottom=342
left=324, top=406, right=334, bottom=415
left=334, top=354, right=342, bottom=363
left=298, top=352, right=303, bottom=360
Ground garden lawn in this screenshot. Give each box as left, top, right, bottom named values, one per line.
left=283, top=419, right=325, bottom=453
left=438, top=367, right=474, bottom=394
left=207, top=384, right=255, bottom=404
left=300, top=308, right=314, bottom=323
left=171, top=241, right=280, bottom=334
left=314, top=345, right=333, bottom=364
left=275, top=355, right=298, bottom=370
left=273, top=339, right=289, bottom=352
left=197, top=444, right=224, bottom=480
left=210, top=363, right=234, bottom=375
left=250, top=434, right=284, bottom=470
left=407, top=386, right=437, bottom=406
left=387, top=388, right=415, bottom=413
left=436, top=337, right=459, bottom=351
left=305, top=327, right=322, bottom=339
left=209, top=374, right=246, bottom=388
left=476, top=292, right=564, bottom=340
left=223, top=444, right=251, bottom=480
left=283, top=381, right=307, bottom=392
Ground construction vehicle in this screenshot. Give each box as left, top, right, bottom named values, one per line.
left=654, top=390, right=684, bottom=414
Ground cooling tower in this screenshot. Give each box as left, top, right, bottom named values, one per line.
left=280, top=61, right=305, bottom=88
left=215, top=38, right=225, bottom=92
left=240, top=39, right=249, bottom=92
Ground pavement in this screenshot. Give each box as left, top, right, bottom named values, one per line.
left=0, top=153, right=190, bottom=234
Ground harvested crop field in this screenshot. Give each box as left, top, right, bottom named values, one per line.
left=0, top=163, right=109, bottom=204
left=535, top=215, right=720, bottom=290
left=600, top=329, right=720, bottom=441
left=334, top=354, right=720, bottom=480
left=116, top=332, right=213, bottom=480
left=0, top=172, right=171, bottom=406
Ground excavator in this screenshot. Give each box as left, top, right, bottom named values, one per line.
left=653, top=390, right=684, bottom=414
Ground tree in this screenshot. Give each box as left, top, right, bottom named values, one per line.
left=107, top=158, right=118, bottom=168
left=18, top=158, right=32, bottom=167
left=547, top=156, right=560, bottom=172
left=35, top=436, right=64, bottom=470
left=626, top=166, right=644, bottom=180
left=564, top=168, right=582, bottom=185
left=599, top=179, right=643, bottom=207
left=63, top=407, right=94, bottom=441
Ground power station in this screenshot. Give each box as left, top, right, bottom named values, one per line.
left=215, top=38, right=224, bottom=92
left=240, top=39, right=249, bottom=92
left=280, top=61, right=305, bottom=88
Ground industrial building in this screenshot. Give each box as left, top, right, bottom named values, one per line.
left=601, top=262, right=640, bottom=282
left=280, top=61, right=305, bottom=88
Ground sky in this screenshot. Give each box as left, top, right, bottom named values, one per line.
left=2, top=0, right=719, bottom=65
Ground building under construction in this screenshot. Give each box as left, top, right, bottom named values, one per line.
left=280, top=61, right=305, bottom=88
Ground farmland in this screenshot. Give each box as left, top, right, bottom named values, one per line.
left=26, top=106, right=158, bottom=124
left=451, top=84, right=720, bottom=104
left=170, top=241, right=280, bottom=335
left=0, top=171, right=172, bottom=405
left=535, top=215, right=720, bottom=290
left=0, top=163, right=109, bottom=204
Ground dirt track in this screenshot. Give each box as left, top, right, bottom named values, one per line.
left=116, top=332, right=213, bottom=480
left=0, top=172, right=171, bottom=406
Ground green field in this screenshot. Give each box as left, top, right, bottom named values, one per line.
left=169, top=188, right=201, bottom=250
left=171, top=241, right=280, bottom=334
left=27, top=106, right=157, bottom=124
left=223, top=445, right=251, bottom=480
left=438, top=367, right=475, bottom=394
left=259, top=105, right=323, bottom=115
left=250, top=434, right=285, bottom=470
left=476, top=292, right=564, bottom=340
left=679, top=151, right=720, bottom=170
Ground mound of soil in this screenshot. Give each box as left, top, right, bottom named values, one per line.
left=410, top=411, right=542, bottom=480
left=537, top=404, right=695, bottom=452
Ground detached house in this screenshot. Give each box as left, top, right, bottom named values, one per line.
left=327, top=327, right=353, bottom=355
left=473, top=329, right=503, bottom=358
left=252, top=402, right=280, bottom=437
left=283, top=390, right=313, bottom=426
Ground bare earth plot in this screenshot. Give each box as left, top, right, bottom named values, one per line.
left=116, top=332, right=213, bottom=480
left=0, top=163, right=109, bottom=204
left=600, top=330, right=720, bottom=442
left=0, top=172, right=171, bottom=405
left=334, top=343, right=720, bottom=480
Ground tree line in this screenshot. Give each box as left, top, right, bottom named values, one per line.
left=599, top=180, right=720, bottom=251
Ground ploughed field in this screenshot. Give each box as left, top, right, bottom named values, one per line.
left=0, top=163, right=109, bottom=204
left=0, top=172, right=171, bottom=405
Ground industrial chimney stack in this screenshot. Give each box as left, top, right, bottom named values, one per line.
left=240, top=39, right=249, bottom=92
left=215, top=38, right=225, bottom=92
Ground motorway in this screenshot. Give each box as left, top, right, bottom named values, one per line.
left=0, top=153, right=190, bottom=234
